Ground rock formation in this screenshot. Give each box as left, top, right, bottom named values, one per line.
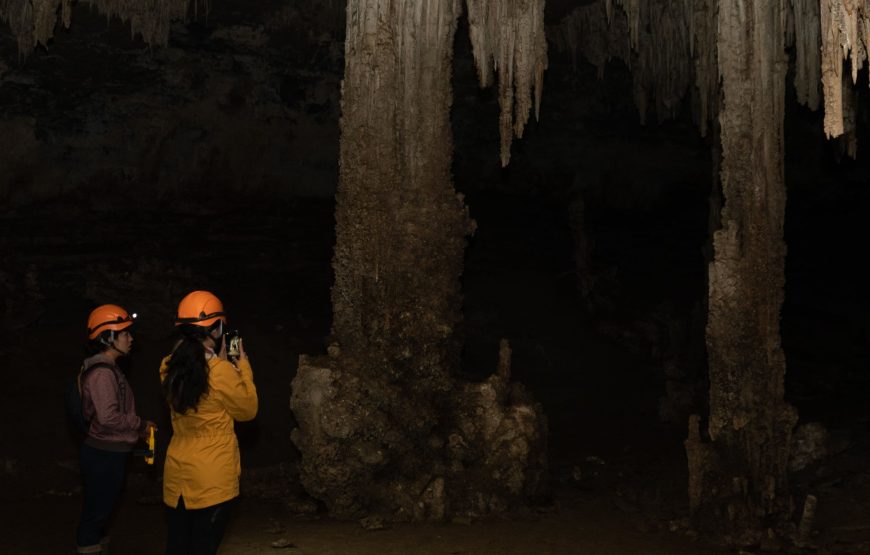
left=466, top=0, right=548, bottom=166
left=0, top=0, right=196, bottom=54
left=693, top=0, right=798, bottom=537
left=550, top=0, right=719, bottom=135
left=553, top=0, right=805, bottom=537
left=291, top=0, right=547, bottom=520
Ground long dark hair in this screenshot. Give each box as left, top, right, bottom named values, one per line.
left=163, top=323, right=216, bottom=413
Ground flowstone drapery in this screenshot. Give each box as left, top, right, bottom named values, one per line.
left=291, top=0, right=547, bottom=520
left=0, top=0, right=197, bottom=54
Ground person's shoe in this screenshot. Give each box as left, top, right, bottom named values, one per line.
left=75, top=543, right=102, bottom=554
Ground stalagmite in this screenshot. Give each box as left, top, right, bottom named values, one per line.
left=291, top=0, right=547, bottom=520
left=699, top=0, right=799, bottom=535
left=465, top=0, right=548, bottom=167
left=795, top=494, right=818, bottom=548
left=0, top=0, right=197, bottom=55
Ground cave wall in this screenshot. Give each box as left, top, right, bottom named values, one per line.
left=0, top=1, right=344, bottom=203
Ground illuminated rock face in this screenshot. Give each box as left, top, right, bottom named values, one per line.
left=818, top=0, right=870, bottom=156
left=551, top=0, right=865, bottom=157
left=698, top=0, right=798, bottom=535
left=330, top=0, right=472, bottom=397
left=290, top=342, right=547, bottom=519
left=291, top=0, right=547, bottom=520
left=465, top=0, right=548, bottom=167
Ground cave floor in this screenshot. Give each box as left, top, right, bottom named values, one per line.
left=0, top=490, right=732, bottom=555
left=1, top=195, right=869, bottom=554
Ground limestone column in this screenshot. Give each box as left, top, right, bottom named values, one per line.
left=291, top=0, right=474, bottom=518
left=687, top=0, right=798, bottom=536
left=331, top=0, right=472, bottom=389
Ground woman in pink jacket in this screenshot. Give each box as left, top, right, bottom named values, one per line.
left=76, top=304, right=155, bottom=555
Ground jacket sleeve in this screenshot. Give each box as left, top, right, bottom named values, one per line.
left=211, top=358, right=258, bottom=422
left=87, top=368, right=142, bottom=433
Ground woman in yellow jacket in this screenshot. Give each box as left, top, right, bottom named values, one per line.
left=160, top=291, right=257, bottom=555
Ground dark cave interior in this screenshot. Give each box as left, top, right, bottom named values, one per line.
left=1, top=1, right=870, bottom=554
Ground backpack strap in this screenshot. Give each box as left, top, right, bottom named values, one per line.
left=77, top=362, right=115, bottom=394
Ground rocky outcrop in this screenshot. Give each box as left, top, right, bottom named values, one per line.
left=292, top=0, right=547, bottom=520
left=291, top=341, right=547, bottom=519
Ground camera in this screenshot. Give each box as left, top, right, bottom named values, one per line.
left=225, top=330, right=241, bottom=359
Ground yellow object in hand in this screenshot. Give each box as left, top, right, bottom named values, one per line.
left=145, top=426, right=155, bottom=465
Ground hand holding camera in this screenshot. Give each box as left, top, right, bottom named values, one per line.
left=224, top=330, right=246, bottom=362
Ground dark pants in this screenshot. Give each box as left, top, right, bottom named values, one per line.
left=76, top=444, right=128, bottom=550
left=165, top=495, right=235, bottom=555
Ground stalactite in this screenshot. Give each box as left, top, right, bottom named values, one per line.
left=632, top=0, right=693, bottom=124
left=86, top=0, right=197, bottom=47
left=691, top=0, right=719, bottom=137
left=840, top=70, right=859, bottom=157
left=791, top=0, right=822, bottom=110
left=0, top=0, right=200, bottom=56
left=0, top=0, right=70, bottom=54
left=465, top=0, right=548, bottom=167
left=550, top=0, right=717, bottom=134
left=820, top=0, right=870, bottom=140
left=548, top=1, right=629, bottom=79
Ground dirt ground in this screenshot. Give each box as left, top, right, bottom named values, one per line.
left=0, top=491, right=733, bottom=555
left=2, top=195, right=869, bottom=554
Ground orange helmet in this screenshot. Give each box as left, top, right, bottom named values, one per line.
left=87, top=304, right=136, bottom=340
left=175, top=290, right=227, bottom=328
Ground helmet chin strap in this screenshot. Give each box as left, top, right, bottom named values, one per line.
left=213, top=322, right=225, bottom=349
left=100, top=330, right=127, bottom=356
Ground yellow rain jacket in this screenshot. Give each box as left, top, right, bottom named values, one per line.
left=160, top=355, right=258, bottom=509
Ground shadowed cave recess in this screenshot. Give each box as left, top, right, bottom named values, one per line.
left=2, top=1, right=870, bottom=554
